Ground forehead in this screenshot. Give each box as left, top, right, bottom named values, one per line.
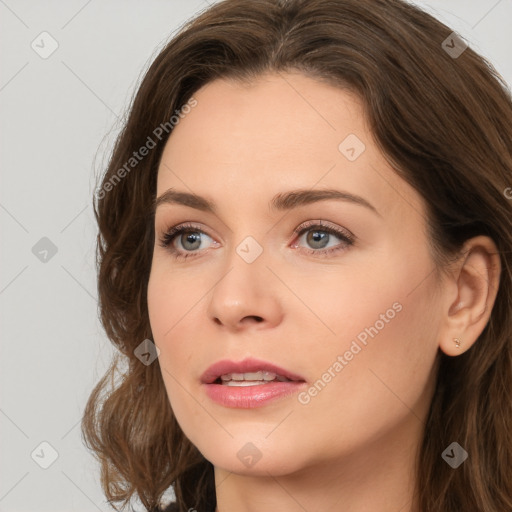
left=157, top=72, right=424, bottom=222
left=161, top=72, right=365, bottom=171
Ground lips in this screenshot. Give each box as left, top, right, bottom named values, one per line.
left=200, top=357, right=306, bottom=385
left=201, top=357, right=307, bottom=408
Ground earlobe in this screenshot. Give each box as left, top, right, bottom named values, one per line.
left=438, top=236, right=501, bottom=357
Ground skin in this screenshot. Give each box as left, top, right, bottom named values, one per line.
left=147, top=72, right=500, bottom=511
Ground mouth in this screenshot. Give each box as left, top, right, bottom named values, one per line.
left=201, top=357, right=306, bottom=385
left=215, top=371, right=294, bottom=386
left=201, top=358, right=307, bottom=409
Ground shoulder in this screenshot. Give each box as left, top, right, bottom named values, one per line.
left=160, top=503, right=179, bottom=512
left=159, top=500, right=215, bottom=512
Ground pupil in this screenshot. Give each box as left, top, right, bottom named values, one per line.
left=307, top=230, right=329, bottom=249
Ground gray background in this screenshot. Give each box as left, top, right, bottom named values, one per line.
left=1, top=1, right=511, bottom=511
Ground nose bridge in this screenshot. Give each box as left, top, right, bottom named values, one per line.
left=206, top=232, right=283, bottom=329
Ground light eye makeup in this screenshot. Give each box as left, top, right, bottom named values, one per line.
left=157, top=220, right=356, bottom=261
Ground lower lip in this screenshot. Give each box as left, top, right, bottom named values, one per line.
left=203, top=381, right=306, bottom=408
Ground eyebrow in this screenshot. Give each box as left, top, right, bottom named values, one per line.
left=153, top=188, right=380, bottom=216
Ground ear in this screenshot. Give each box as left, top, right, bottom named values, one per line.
left=438, top=235, right=501, bottom=356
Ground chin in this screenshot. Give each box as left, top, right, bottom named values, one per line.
left=191, top=434, right=308, bottom=477
left=210, top=453, right=306, bottom=478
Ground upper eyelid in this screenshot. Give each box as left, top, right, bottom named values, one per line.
left=160, top=220, right=354, bottom=246
left=160, top=220, right=349, bottom=235
left=294, top=219, right=352, bottom=233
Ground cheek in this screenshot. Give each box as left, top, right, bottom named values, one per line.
left=292, top=255, right=441, bottom=441
left=147, top=239, right=441, bottom=457
left=147, top=265, right=208, bottom=412
left=147, top=260, right=212, bottom=341
left=289, top=238, right=437, bottom=363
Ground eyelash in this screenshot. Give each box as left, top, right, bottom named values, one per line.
left=158, top=220, right=355, bottom=261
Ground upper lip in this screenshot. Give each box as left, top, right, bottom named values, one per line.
left=201, top=357, right=306, bottom=384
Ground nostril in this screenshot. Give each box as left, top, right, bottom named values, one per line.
left=213, top=315, right=264, bottom=326
left=245, top=315, right=263, bottom=323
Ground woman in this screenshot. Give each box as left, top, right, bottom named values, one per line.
left=82, top=0, right=512, bottom=511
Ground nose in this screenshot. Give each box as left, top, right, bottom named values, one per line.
left=207, top=251, right=284, bottom=332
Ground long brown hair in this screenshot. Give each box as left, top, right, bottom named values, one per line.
left=82, top=0, right=512, bottom=510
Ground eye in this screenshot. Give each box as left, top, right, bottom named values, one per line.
left=158, top=220, right=355, bottom=261
left=158, top=222, right=217, bottom=260
left=292, top=220, right=355, bottom=256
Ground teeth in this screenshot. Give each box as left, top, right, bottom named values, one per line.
left=219, top=371, right=291, bottom=384
left=224, top=380, right=270, bottom=387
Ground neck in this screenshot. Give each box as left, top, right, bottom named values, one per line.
left=213, top=419, right=421, bottom=512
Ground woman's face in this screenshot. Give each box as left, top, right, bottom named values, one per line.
left=147, top=72, right=444, bottom=477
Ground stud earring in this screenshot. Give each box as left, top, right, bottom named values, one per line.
left=453, top=338, right=461, bottom=348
